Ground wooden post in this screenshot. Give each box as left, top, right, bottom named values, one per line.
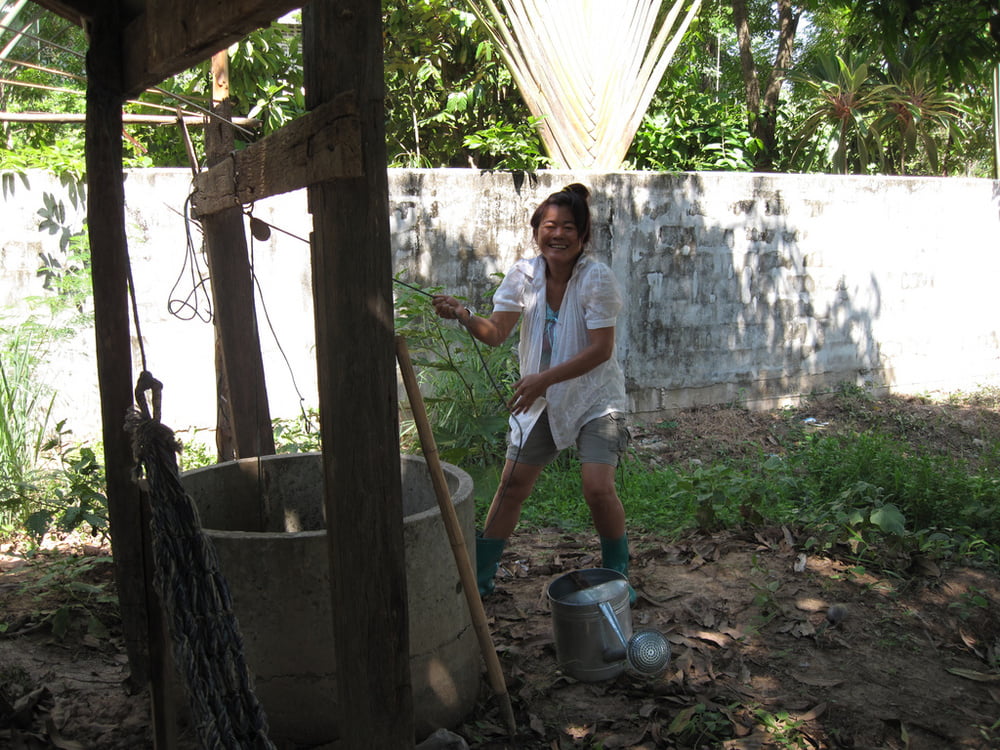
left=85, top=0, right=148, bottom=687
left=86, top=4, right=177, bottom=747
left=200, top=50, right=275, bottom=459
left=303, top=0, right=414, bottom=746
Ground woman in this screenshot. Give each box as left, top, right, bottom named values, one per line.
left=432, top=184, right=634, bottom=602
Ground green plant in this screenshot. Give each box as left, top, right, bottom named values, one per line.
left=176, top=432, right=219, bottom=471
left=273, top=408, right=322, bottom=454
left=0, top=322, right=57, bottom=527
left=21, top=425, right=108, bottom=546
left=7, top=553, right=118, bottom=641
left=628, top=84, right=761, bottom=171
left=463, top=116, right=551, bottom=170
left=665, top=702, right=736, bottom=746
left=755, top=708, right=808, bottom=749
left=875, top=55, right=967, bottom=175
left=787, top=52, right=892, bottom=174
left=948, top=586, right=990, bottom=621
left=393, top=275, right=516, bottom=470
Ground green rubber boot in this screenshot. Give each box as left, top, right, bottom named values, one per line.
left=476, top=535, right=506, bottom=597
left=601, top=534, right=637, bottom=605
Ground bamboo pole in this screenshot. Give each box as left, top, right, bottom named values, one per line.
left=395, top=336, right=518, bottom=738
left=0, top=110, right=260, bottom=126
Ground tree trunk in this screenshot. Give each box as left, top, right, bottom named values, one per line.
left=732, top=0, right=800, bottom=171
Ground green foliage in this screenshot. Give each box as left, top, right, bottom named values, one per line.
left=841, top=0, right=1000, bottom=86
left=5, top=554, right=118, bottom=641
left=21, top=431, right=109, bottom=546
left=273, top=408, right=322, bottom=454
left=786, top=52, right=893, bottom=174
left=0, top=323, right=56, bottom=527
left=785, top=47, right=970, bottom=175
left=393, top=275, right=517, bottom=470
left=463, top=116, right=551, bottom=170
left=875, top=56, right=968, bottom=175
left=226, top=19, right=305, bottom=134
left=666, top=701, right=737, bottom=746
left=383, top=0, right=534, bottom=168
left=627, top=81, right=762, bottom=171
left=175, top=433, right=219, bottom=472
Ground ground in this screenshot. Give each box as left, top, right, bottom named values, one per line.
left=3, top=392, right=1000, bottom=749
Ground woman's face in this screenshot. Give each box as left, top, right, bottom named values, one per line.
left=534, top=204, right=583, bottom=269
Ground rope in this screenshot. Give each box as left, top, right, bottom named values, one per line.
left=125, top=373, right=275, bottom=750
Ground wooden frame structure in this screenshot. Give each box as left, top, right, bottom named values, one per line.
left=29, top=1, right=413, bottom=746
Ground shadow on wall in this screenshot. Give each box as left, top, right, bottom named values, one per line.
left=614, top=172, right=893, bottom=415
left=388, top=169, right=1000, bottom=421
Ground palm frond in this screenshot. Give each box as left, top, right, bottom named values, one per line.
left=464, top=0, right=702, bottom=168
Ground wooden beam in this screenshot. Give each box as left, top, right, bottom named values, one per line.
left=303, top=0, right=413, bottom=746
left=189, top=91, right=361, bottom=218
left=121, top=0, right=303, bottom=97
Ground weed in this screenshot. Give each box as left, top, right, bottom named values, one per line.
left=0, top=321, right=57, bottom=526
left=20, top=426, right=108, bottom=546
left=948, top=586, right=990, bottom=621
left=273, top=407, right=322, bottom=454
left=14, top=553, right=118, bottom=640
left=666, top=702, right=735, bottom=745
left=755, top=708, right=809, bottom=749
left=393, top=274, right=515, bottom=469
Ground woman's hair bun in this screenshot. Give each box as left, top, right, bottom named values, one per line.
left=562, top=183, right=590, bottom=202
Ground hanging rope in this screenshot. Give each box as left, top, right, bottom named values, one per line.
left=126, top=373, right=275, bottom=750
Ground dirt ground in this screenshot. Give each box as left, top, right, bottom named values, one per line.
left=3, top=391, right=1000, bottom=749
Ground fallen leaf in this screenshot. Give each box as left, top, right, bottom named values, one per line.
left=793, top=702, right=828, bottom=722
left=529, top=714, right=546, bottom=735
left=959, top=629, right=983, bottom=658
left=679, top=628, right=732, bottom=648
left=946, top=667, right=1000, bottom=682
left=789, top=671, right=845, bottom=687
left=721, top=731, right=768, bottom=749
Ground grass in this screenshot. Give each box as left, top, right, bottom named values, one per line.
left=0, top=323, right=56, bottom=528
left=480, top=388, right=1000, bottom=573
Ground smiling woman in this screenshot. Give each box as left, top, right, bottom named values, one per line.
left=431, top=183, right=635, bottom=603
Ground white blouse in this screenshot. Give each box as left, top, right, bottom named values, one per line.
left=492, top=254, right=627, bottom=450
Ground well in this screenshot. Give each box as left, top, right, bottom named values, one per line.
left=181, top=452, right=479, bottom=745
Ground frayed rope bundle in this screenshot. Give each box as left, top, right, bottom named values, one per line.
left=125, top=371, right=275, bottom=750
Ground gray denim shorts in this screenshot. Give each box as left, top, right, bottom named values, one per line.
left=507, top=411, right=630, bottom=466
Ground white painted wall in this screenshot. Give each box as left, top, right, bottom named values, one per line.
left=3, top=168, right=999, bottom=443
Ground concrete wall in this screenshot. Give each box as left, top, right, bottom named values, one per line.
left=2, top=168, right=999, bottom=441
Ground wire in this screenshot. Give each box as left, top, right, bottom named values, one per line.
left=391, top=277, right=522, bottom=538
left=167, top=191, right=213, bottom=323
left=245, top=205, right=313, bottom=431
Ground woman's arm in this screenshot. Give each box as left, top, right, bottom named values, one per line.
left=431, top=294, right=520, bottom=347
left=508, top=326, right=614, bottom=414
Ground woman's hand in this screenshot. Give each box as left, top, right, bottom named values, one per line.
left=508, top=373, right=549, bottom=414
left=431, top=294, right=471, bottom=324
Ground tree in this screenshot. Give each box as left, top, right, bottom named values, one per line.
left=463, top=0, right=703, bottom=169
left=841, top=0, right=1000, bottom=83
left=731, top=0, right=803, bottom=171
left=382, top=0, right=541, bottom=168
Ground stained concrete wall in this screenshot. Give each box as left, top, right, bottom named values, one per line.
left=2, top=168, right=999, bottom=441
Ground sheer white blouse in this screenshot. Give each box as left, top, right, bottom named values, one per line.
left=492, top=254, right=627, bottom=450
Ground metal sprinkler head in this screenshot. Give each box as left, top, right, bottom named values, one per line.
left=625, top=629, right=672, bottom=675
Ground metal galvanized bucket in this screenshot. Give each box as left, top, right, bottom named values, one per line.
left=547, top=568, right=633, bottom=682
